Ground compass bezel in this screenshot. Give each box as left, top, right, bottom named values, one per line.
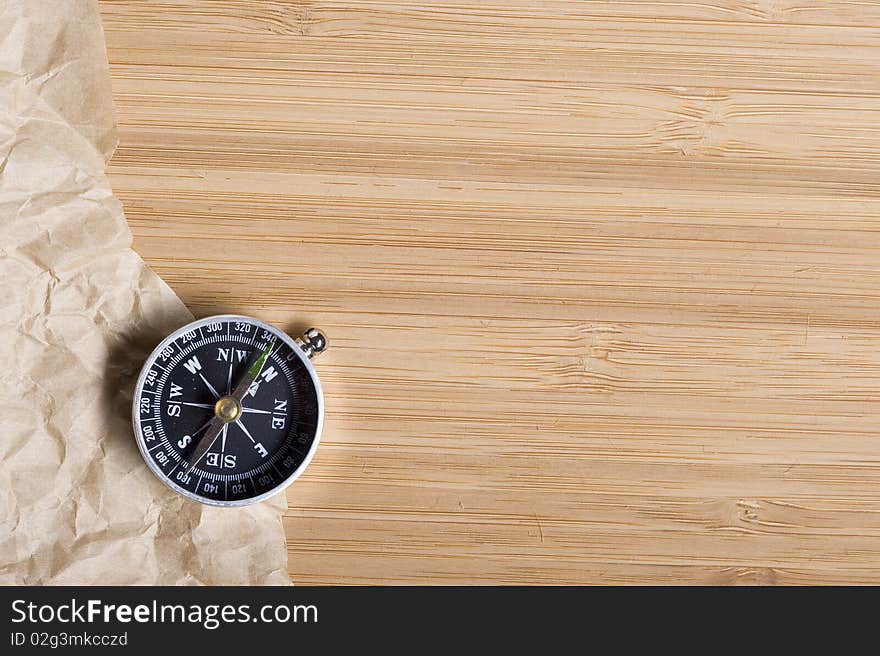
left=131, top=314, right=325, bottom=507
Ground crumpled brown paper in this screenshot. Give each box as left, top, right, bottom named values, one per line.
left=0, top=1, right=289, bottom=584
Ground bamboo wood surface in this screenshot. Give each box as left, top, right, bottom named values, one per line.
left=100, top=0, right=880, bottom=585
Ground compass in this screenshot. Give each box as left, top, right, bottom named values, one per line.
left=132, top=315, right=326, bottom=507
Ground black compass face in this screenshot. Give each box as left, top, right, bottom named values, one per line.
left=132, top=316, right=322, bottom=506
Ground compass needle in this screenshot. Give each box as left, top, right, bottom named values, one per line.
left=132, top=316, right=326, bottom=506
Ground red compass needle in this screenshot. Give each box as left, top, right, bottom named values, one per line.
left=182, top=339, right=275, bottom=475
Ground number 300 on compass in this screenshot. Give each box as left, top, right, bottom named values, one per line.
left=132, top=315, right=327, bottom=507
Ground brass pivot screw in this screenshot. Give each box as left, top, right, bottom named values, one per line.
left=297, top=328, right=328, bottom=359
left=214, top=396, right=242, bottom=423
